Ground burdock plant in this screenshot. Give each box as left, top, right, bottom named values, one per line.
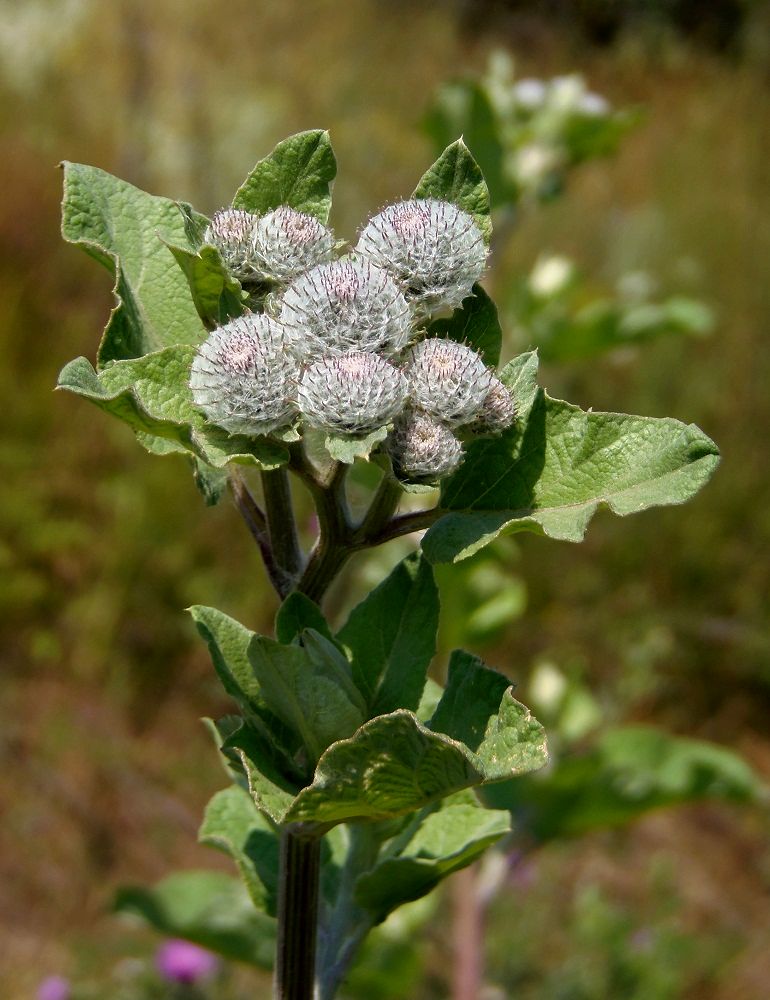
left=57, top=131, right=719, bottom=1000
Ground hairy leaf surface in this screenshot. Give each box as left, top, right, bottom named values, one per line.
left=232, top=130, right=337, bottom=223
left=60, top=162, right=206, bottom=364
left=422, top=352, right=719, bottom=562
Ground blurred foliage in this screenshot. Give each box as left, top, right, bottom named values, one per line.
left=425, top=50, right=640, bottom=209
left=3, top=1, right=770, bottom=998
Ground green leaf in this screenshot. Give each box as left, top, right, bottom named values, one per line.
left=413, top=138, right=492, bottom=245
left=474, top=690, right=549, bottom=782
left=275, top=592, right=334, bottom=645
left=498, top=350, right=540, bottom=420
left=429, top=651, right=548, bottom=781
left=114, top=871, right=275, bottom=968
left=57, top=348, right=289, bottom=470
left=422, top=354, right=719, bottom=563
left=247, top=633, right=366, bottom=764
left=484, top=725, right=765, bottom=842
left=162, top=237, right=246, bottom=329
left=199, top=786, right=279, bottom=915
left=60, top=162, right=206, bottom=365
left=232, top=130, right=337, bottom=223
left=337, top=553, right=439, bottom=716
left=426, top=284, right=502, bottom=367
left=190, top=606, right=287, bottom=738
left=324, top=426, right=389, bottom=464
left=224, top=722, right=300, bottom=825
left=191, top=457, right=229, bottom=506
left=354, top=791, right=511, bottom=921
left=284, top=711, right=483, bottom=827
left=428, top=650, right=511, bottom=751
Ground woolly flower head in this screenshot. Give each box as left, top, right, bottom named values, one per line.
left=472, top=377, right=517, bottom=434
left=388, top=411, right=463, bottom=483
left=355, top=199, right=488, bottom=314
left=404, top=337, right=493, bottom=428
left=299, top=352, right=407, bottom=434
left=252, top=206, right=334, bottom=283
left=189, top=314, right=297, bottom=436
left=280, top=259, right=412, bottom=360
left=203, top=209, right=260, bottom=281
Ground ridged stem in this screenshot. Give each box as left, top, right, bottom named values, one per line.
left=274, top=830, right=322, bottom=1000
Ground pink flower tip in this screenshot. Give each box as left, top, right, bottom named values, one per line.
left=37, top=977, right=71, bottom=1000
left=156, top=939, right=219, bottom=985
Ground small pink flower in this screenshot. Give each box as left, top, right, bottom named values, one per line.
left=156, top=939, right=219, bottom=985
left=37, top=977, right=71, bottom=1000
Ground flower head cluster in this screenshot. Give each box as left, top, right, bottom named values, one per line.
left=388, top=411, right=463, bottom=482
left=356, top=199, right=488, bottom=313
left=203, top=206, right=333, bottom=285
left=204, top=209, right=260, bottom=281
left=191, top=194, right=515, bottom=482
left=189, top=314, right=297, bottom=435
left=404, top=338, right=493, bottom=428
left=299, top=352, right=407, bottom=434
left=253, top=206, right=334, bottom=282
left=280, top=259, right=411, bottom=359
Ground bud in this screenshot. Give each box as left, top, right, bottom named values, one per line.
left=298, top=352, right=407, bottom=434
left=252, top=206, right=334, bottom=283
left=388, top=410, right=463, bottom=483
left=404, top=338, right=493, bottom=427
left=355, top=199, right=488, bottom=314
left=280, top=259, right=412, bottom=359
left=203, top=209, right=260, bottom=280
left=470, top=377, right=516, bottom=435
left=189, top=314, right=297, bottom=435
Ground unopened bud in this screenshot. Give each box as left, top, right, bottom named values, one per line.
left=388, top=410, right=463, bottom=483
left=471, top=377, right=517, bottom=434
left=203, top=209, right=260, bottom=281
left=356, top=199, right=488, bottom=313
left=189, top=314, right=297, bottom=435
left=298, top=352, right=407, bottom=434
left=280, top=259, right=412, bottom=359
left=252, top=206, right=334, bottom=283
left=405, top=338, right=493, bottom=427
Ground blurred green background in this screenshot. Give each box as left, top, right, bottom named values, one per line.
left=2, top=1, right=770, bottom=997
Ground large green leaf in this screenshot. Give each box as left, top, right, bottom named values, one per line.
left=337, top=553, right=439, bottom=716
left=413, top=138, right=492, bottom=245
left=422, top=352, right=719, bottom=563
left=484, top=725, right=765, bottom=841
left=236, top=671, right=545, bottom=828
left=232, top=130, right=337, bottom=223
left=114, top=871, right=275, bottom=968
left=354, top=790, right=511, bottom=922
left=60, top=162, right=207, bottom=365
left=199, top=786, right=279, bottom=915
left=247, top=632, right=366, bottom=764
left=283, top=711, right=483, bottom=826
left=426, top=283, right=502, bottom=367
left=429, top=651, right=548, bottom=781
left=57, top=348, right=289, bottom=470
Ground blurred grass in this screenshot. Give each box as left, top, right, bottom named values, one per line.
left=1, top=1, right=769, bottom=997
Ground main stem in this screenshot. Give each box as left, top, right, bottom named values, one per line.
left=275, top=829, right=322, bottom=1000
left=235, top=448, right=443, bottom=1000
